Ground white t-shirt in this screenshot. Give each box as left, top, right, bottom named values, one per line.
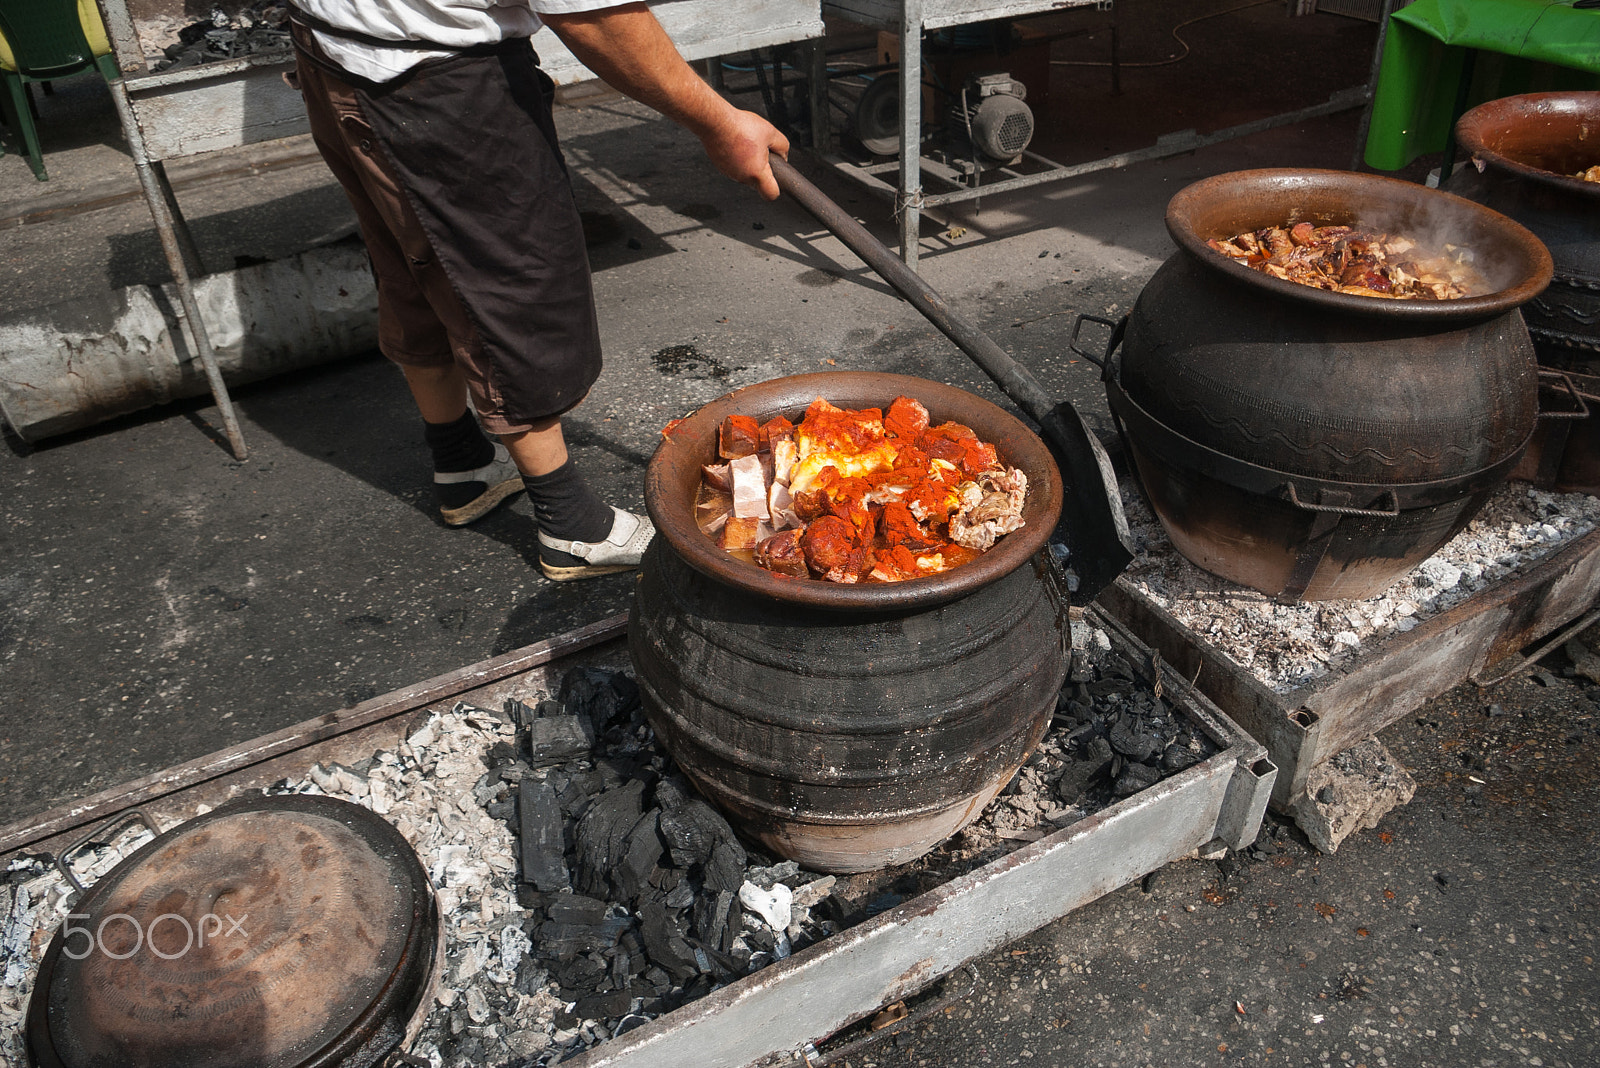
left=294, top=0, right=625, bottom=83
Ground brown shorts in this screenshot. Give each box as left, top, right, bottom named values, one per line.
left=291, top=26, right=602, bottom=433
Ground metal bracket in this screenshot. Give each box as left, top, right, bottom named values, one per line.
left=55, top=808, right=161, bottom=893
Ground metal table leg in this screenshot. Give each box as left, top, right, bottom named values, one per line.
left=898, top=0, right=923, bottom=268
left=107, top=77, right=248, bottom=461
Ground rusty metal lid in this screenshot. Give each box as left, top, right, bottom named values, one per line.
left=27, top=795, right=435, bottom=1068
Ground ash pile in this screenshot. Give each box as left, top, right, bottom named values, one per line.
left=0, top=641, right=1221, bottom=1068
left=1122, top=481, right=1600, bottom=692
left=149, top=4, right=292, bottom=72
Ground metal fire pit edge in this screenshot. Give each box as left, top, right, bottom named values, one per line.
left=1099, top=524, right=1600, bottom=813
left=559, top=605, right=1274, bottom=1068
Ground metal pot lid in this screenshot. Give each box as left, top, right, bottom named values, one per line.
left=28, top=795, right=434, bottom=1068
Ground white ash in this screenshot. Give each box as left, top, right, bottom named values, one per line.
left=0, top=824, right=156, bottom=1065
left=263, top=704, right=565, bottom=1068
left=1120, top=481, right=1600, bottom=692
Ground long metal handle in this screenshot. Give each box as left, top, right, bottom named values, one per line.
left=768, top=154, right=1135, bottom=603
left=770, top=155, right=1056, bottom=423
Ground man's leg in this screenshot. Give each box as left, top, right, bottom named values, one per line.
left=404, top=363, right=624, bottom=571
left=403, top=364, right=524, bottom=526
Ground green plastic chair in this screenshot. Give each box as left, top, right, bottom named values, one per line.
left=0, top=0, right=119, bottom=180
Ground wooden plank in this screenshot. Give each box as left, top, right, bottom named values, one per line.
left=0, top=614, right=628, bottom=858
left=534, top=0, right=823, bottom=85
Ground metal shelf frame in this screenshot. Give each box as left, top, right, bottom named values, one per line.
left=816, top=0, right=1372, bottom=268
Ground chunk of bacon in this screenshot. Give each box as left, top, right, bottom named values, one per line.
left=755, top=528, right=809, bottom=577
left=719, top=414, right=761, bottom=459
left=720, top=516, right=768, bottom=551
left=801, top=515, right=868, bottom=583
left=885, top=395, right=931, bottom=440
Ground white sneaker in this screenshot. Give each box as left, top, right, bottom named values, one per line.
left=434, top=443, right=524, bottom=526
left=537, top=507, right=655, bottom=582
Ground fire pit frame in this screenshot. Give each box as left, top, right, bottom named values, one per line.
left=0, top=609, right=1272, bottom=1068
left=1101, top=524, right=1600, bottom=814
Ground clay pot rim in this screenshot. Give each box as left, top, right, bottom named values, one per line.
left=1455, top=91, right=1600, bottom=198
left=643, top=371, right=1064, bottom=612
left=1165, top=167, right=1554, bottom=321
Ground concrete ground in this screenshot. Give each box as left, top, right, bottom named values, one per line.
left=1, top=6, right=1594, bottom=1066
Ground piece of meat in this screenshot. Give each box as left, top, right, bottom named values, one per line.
left=948, top=466, right=1028, bottom=551
left=700, top=511, right=730, bottom=536
left=1289, top=222, right=1317, bottom=247
left=878, top=501, right=940, bottom=551
left=729, top=454, right=770, bottom=520
left=801, top=515, right=868, bottom=583
left=792, top=487, right=830, bottom=521
left=754, top=529, right=809, bottom=577
left=719, top=517, right=765, bottom=551
left=719, top=414, right=761, bottom=459
left=701, top=463, right=732, bottom=492
left=771, top=438, right=799, bottom=486
left=869, top=545, right=921, bottom=582
left=767, top=481, right=803, bottom=530
left=885, top=396, right=931, bottom=440
left=760, top=415, right=795, bottom=446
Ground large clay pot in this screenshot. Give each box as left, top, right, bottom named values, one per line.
left=628, top=372, right=1065, bottom=873
left=1106, top=168, right=1551, bottom=602
left=1447, top=92, right=1600, bottom=363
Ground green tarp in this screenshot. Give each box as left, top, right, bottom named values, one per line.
left=1363, top=0, right=1600, bottom=170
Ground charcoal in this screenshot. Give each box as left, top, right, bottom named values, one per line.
left=488, top=739, right=520, bottom=766
left=659, top=797, right=734, bottom=869
left=560, top=667, right=639, bottom=735
left=553, top=955, right=607, bottom=987
left=546, top=895, right=610, bottom=925
left=539, top=922, right=605, bottom=962
left=618, top=810, right=665, bottom=902
left=614, top=1013, right=651, bottom=1036
left=1056, top=737, right=1114, bottom=804
left=486, top=799, right=515, bottom=821
left=864, top=893, right=903, bottom=917
left=576, top=989, right=637, bottom=1019
left=574, top=781, right=645, bottom=898
left=1161, top=742, right=1202, bottom=772
left=527, top=716, right=593, bottom=767
left=703, top=840, right=747, bottom=894
left=638, top=900, right=700, bottom=982
left=693, top=889, right=736, bottom=953
left=1107, top=713, right=1165, bottom=763
left=1067, top=649, right=1096, bottom=683
left=519, top=779, right=571, bottom=892
left=650, top=866, right=683, bottom=891
left=664, top=881, right=696, bottom=909
left=1112, top=761, right=1162, bottom=796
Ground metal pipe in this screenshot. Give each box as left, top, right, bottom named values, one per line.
left=108, top=77, right=249, bottom=460
left=768, top=154, right=1134, bottom=602
left=772, top=155, right=1052, bottom=420
left=897, top=0, right=923, bottom=269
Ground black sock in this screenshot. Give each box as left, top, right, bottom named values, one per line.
left=423, top=411, right=495, bottom=474
left=525, top=460, right=613, bottom=546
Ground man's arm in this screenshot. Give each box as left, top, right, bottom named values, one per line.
left=538, top=3, right=789, bottom=199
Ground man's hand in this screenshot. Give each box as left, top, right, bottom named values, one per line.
left=696, top=108, right=789, bottom=201
left=541, top=4, right=789, bottom=200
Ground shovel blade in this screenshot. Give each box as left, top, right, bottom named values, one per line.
left=1038, top=402, right=1134, bottom=605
